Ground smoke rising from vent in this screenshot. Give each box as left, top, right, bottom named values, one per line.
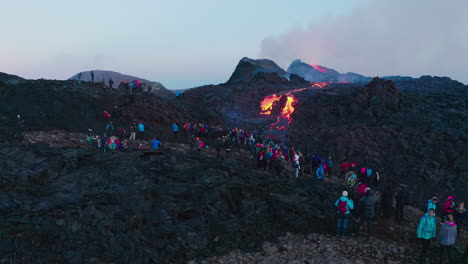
left=260, top=0, right=468, bottom=84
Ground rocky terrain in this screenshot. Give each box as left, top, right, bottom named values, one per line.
left=0, top=57, right=467, bottom=263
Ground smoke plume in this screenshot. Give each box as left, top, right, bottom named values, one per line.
left=260, top=0, right=468, bottom=84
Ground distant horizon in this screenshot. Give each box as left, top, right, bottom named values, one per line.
left=1, top=0, right=466, bottom=89
left=3, top=57, right=466, bottom=90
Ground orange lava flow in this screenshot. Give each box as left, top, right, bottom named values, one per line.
left=281, top=93, right=296, bottom=123
left=260, top=94, right=281, bottom=115
left=310, top=82, right=330, bottom=88
left=259, top=82, right=332, bottom=130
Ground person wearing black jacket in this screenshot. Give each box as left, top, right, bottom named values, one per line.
left=395, top=185, right=408, bottom=222
left=356, top=189, right=379, bottom=240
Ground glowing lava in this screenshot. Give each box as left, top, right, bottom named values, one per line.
left=260, top=94, right=281, bottom=115
left=312, top=65, right=328, bottom=73
left=281, top=93, right=296, bottom=123
left=260, top=82, right=332, bottom=130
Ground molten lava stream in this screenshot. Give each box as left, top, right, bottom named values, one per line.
left=281, top=93, right=296, bottom=125
left=260, top=94, right=281, bottom=115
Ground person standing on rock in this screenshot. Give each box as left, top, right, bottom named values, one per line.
left=381, top=182, right=394, bottom=218
left=224, top=136, right=232, bottom=159
left=416, top=208, right=437, bottom=263
left=395, top=185, right=408, bottom=222
left=108, top=78, right=114, bottom=89
left=172, top=122, right=179, bottom=140
left=130, top=122, right=137, bottom=140
left=106, top=121, right=114, bottom=135
left=438, top=214, right=457, bottom=264
left=327, top=156, right=333, bottom=177
left=137, top=121, right=145, bottom=140
left=77, top=72, right=82, bottom=85
left=316, top=163, right=325, bottom=181
left=425, top=196, right=438, bottom=213
left=151, top=137, right=161, bottom=150
left=356, top=189, right=378, bottom=240
left=335, top=190, right=354, bottom=237
left=90, top=71, right=94, bottom=82
left=443, top=196, right=455, bottom=218
left=293, top=152, right=300, bottom=178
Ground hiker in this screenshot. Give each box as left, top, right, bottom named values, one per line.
left=356, top=182, right=368, bottom=199
left=90, top=71, right=94, bottom=82
left=443, top=196, right=455, bottom=217
left=100, top=133, right=108, bottom=152
left=426, top=196, right=438, bottom=213
left=109, top=78, right=114, bottom=89
left=77, top=72, right=82, bottom=85
left=439, top=214, right=457, bottom=264
left=372, top=171, right=380, bottom=188
left=293, top=152, right=300, bottom=178
left=107, top=136, right=118, bottom=149
left=120, top=140, right=128, bottom=150
left=106, top=121, right=114, bottom=134
left=395, top=186, right=408, bottom=222
left=316, top=163, right=325, bottom=181
left=381, top=183, right=394, bottom=218
left=112, top=105, right=120, bottom=121
left=416, top=208, right=437, bottom=263
left=347, top=171, right=357, bottom=188
left=454, top=202, right=465, bottom=235
left=356, top=189, right=378, bottom=240
left=104, top=110, right=111, bottom=120
left=172, top=123, right=179, bottom=139
left=335, top=190, right=354, bottom=237
left=137, top=121, right=145, bottom=139
left=327, top=156, right=333, bottom=177
left=151, top=138, right=161, bottom=150
left=117, top=127, right=126, bottom=140
left=224, top=137, right=232, bottom=159
left=274, top=154, right=287, bottom=178
left=130, top=122, right=137, bottom=140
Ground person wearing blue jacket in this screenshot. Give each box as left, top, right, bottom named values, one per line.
left=335, top=191, right=354, bottom=237
left=316, top=163, right=325, bottom=181
left=172, top=123, right=179, bottom=139
left=137, top=122, right=145, bottom=139
left=426, top=196, right=438, bottom=213
left=417, top=208, right=437, bottom=263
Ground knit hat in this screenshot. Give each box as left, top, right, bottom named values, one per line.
left=448, top=196, right=453, bottom=200
left=342, top=191, right=348, bottom=197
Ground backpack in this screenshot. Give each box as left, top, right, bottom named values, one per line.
left=338, top=199, right=348, bottom=214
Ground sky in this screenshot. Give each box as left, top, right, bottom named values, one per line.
left=0, top=0, right=466, bottom=89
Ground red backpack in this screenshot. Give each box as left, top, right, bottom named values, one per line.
left=338, top=199, right=348, bottom=214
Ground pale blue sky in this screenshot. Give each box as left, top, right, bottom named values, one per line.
left=2, top=0, right=467, bottom=89
left=0, top=0, right=363, bottom=89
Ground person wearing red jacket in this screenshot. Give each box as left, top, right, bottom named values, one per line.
left=443, top=196, right=455, bottom=217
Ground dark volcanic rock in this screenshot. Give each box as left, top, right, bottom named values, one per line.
left=227, top=57, right=289, bottom=83
left=0, top=143, right=342, bottom=263
left=289, top=78, right=467, bottom=202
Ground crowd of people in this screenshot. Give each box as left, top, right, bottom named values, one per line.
left=45, top=102, right=467, bottom=263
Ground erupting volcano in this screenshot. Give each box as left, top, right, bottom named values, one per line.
left=259, top=82, right=331, bottom=130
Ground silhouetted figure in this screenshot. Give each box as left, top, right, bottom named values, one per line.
left=109, top=78, right=114, bottom=89
left=77, top=72, right=82, bottom=85
left=91, top=71, right=95, bottom=82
